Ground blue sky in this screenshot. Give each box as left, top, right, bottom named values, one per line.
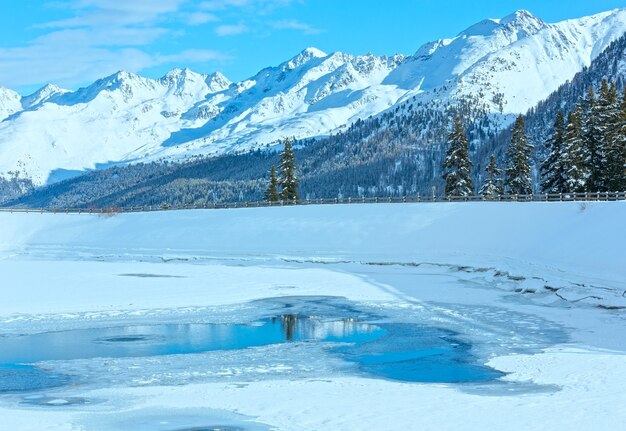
left=1, top=0, right=625, bottom=94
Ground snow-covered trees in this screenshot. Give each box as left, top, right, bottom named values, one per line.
left=540, top=81, right=625, bottom=194
left=262, top=139, right=300, bottom=203
left=562, top=107, right=588, bottom=192
left=442, top=117, right=473, bottom=196
left=540, top=111, right=567, bottom=193
left=479, top=155, right=503, bottom=198
left=605, top=88, right=626, bottom=192
left=581, top=87, right=603, bottom=191
left=278, top=138, right=300, bottom=203
left=264, top=165, right=279, bottom=202
left=505, top=115, right=533, bottom=195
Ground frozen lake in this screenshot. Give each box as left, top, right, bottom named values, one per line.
left=0, top=203, right=624, bottom=430
left=0, top=298, right=506, bottom=393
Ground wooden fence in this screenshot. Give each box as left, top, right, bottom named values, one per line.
left=0, top=192, right=624, bottom=214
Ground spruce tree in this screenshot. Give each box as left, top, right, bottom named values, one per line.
left=264, top=165, right=279, bottom=202
left=278, top=138, right=300, bottom=203
left=540, top=111, right=567, bottom=193
left=597, top=81, right=619, bottom=191
left=479, top=154, right=503, bottom=198
left=442, top=117, right=473, bottom=196
left=562, top=107, right=587, bottom=193
left=605, top=87, right=626, bottom=191
left=583, top=85, right=608, bottom=191
left=505, top=115, right=533, bottom=195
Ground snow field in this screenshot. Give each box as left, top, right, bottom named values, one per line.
left=0, top=201, right=624, bottom=430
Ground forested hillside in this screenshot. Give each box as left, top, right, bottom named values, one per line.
left=5, top=33, right=625, bottom=209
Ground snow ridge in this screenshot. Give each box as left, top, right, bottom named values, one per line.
left=0, top=8, right=625, bottom=185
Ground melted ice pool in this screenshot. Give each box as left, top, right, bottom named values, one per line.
left=0, top=314, right=503, bottom=392
left=0, top=316, right=382, bottom=364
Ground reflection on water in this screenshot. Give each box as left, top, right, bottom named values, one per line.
left=0, top=313, right=504, bottom=391
left=280, top=315, right=297, bottom=341
left=0, top=315, right=383, bottom=393
left=0, top=316, right=384, bottom=365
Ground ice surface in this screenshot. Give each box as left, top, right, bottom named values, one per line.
left=0, top=203, right=624, bottom=430
left=0, top=316, right=385, bottom=364
left=80, top=407, right=271, bottom=431
left=0, top=364, right=70, bottom=393
left=0, top=296, right=567, bottom=395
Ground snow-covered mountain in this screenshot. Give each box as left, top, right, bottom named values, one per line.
left=1, top=8, right=625, bottom=185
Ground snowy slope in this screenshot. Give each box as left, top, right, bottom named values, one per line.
left=0, top=87, right=22, bottom=121
left=0, top=9, right=625, bottom=185
left=451, top=9, right=626, bottom=113
left=0, top=202, right=625, bottom=430
left=2, top=201, right=624, bottom=284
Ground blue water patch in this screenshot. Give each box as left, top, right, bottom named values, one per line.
left=337, top=324, right=503, bottom=383
left=0, top=317, right=384, bottom=365
left=81, top=407, right=272, bottom=431
left=0, top=314, right=502, bottom=391
left=0, top=364, right=70, bottom=393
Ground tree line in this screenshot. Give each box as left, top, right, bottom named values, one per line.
left=443, top=79, right=626, bottom=197
left=264, top=138, right=300, bottom=203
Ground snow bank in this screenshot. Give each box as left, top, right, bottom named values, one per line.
left=1, top=201, right=624, bottom=282
left=1, top=202, right=625, bottom=431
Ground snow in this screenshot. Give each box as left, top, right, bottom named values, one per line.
left=2, top=201, right=623, bottom=282
left=1, top=8, right=626, bottom=185
left=0, top=87, right=22, bottom=121
left=0, top=201, right=625, bottom=430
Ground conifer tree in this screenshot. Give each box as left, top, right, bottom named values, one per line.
left=583, top=85, right=609, bottom=191
left=278, top=138, right=300, bottom=203
left=479, top=154, right=503, bottom=198
left=562, top=107, right=587, bottom=193
left=540, top=111, right=567, bottom=193
left=597, top=81, right=620, bottom=191
left=264, top=165, right=279, bottom=202
left=442, top=117, right=473, bottom=196
left=505, top=115, right=533, bottom=195
left=605, top=87, right=626, bottom=191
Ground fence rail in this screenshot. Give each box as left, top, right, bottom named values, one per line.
left=0, top=192, right=625, bottom=214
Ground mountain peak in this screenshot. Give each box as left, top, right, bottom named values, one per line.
left=93, top=71, right=143, bottom=88
left=500, top=9, right=545, bottom=30
left=21, top=83, right=69, bottom=109
left=206, top=71, right=231, bottom=88
left=301, top=47, right=327, bottom=58
left=163, top=67, right=204, bottom=80
left=109, top=70, right=137, bottom=81
left=458, top=10, right=545, bottom=38
left=285, top=47, right=328, bottom=69
left=165, top=67, right=189, bottom=76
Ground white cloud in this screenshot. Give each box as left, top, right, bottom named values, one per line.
left=157, top=49, right=228, bottom=64
left=200, top=0, right=296, bottom=14
left=215, top=23, right=249, bottom=36
left=200, top=0, right=249, bottom=11
left=41, top=0, right=186, bottom=28
left=0, top=0, right=227, bottom=91
left=183, top=12, right=220, bottom=26
left=0, top=0, right=313, bottom=91
left=272, top=19, right=322, bottom=35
